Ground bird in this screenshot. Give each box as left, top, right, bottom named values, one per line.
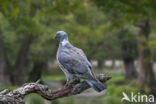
left=53, top=31, right=106, bottom=92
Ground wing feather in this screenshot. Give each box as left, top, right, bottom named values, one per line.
left=58, top=45, right=95, bottom=80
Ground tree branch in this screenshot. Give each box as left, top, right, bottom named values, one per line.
left=0, top=74, right=111, bottom=104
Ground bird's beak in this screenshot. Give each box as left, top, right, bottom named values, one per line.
left=53, top=35, right=56, bottom=39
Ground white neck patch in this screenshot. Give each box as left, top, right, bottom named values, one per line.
left=61, top=39, right=69, bottom=46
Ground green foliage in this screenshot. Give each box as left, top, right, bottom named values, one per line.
left=101, top=85, right=139, bottom=104
left=26, top=94, right=45, bottom=104
left=117, top=28, right=138, bottom=60
left=149, top=35, right=156, bottom=61
left=57, top=97, right=75, bottom=104
left=0, top=86, right=18, bottom=91
left=42, top=74, right=65, bottom=81
left=2, top=0, right=153, bottom=65
left=92, top=0, right=156, bottom=24
left=91, top=0, right=156, bottom=63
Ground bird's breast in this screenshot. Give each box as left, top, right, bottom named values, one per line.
left=57, top=43, right=63, bottom=57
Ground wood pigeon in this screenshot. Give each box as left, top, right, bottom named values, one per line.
left=53, top=31, right=106, bottom=92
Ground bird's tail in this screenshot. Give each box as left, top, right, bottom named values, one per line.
left=85, top=79, right=106, bottom=92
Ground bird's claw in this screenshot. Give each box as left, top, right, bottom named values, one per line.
left=64, top=78, right=80, bottom=88
left=64, top=82, right=71, bottom=88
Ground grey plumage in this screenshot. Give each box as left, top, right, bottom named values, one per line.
left=54, top=31, right=106, bottom=92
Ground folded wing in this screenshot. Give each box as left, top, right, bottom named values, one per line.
left=58, top=45, right=95, bottom=80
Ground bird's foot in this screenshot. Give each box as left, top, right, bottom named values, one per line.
left=64, top=78, right=80, bottom=88
left=64, top=82, right=71, bottom=88
left=72, top=78, right=80, bottom=84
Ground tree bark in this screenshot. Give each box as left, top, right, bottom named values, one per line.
left=118, top=31, right=138, bottom=79
left=123, top=60, right=137, bottom=79
left=11, top=36, right=33, bottom=85
left=0, top=25, right=10, bottom=85
left=111, top=60, right=115, bottom=69
left=28, top=62, right=47, bottom=82
left=97, top=60, right=105, bottom=69
left=137, top=19, right=155, bottom=86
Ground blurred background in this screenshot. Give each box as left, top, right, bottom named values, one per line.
left=0, top=0, right=156, bottom=104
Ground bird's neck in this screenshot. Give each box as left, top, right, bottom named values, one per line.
left=60, top=39, right=69, bottom=46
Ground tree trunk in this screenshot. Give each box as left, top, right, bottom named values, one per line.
left=111, top=60, right=115, bottom=69
left=138, top=19, right=155, bottom=86
left=11, top=36, right=33, bottom=85
left=28, top=62, right=47, bottom=82
left=97, top=60, right=105, bottom=69
left=118, top=30, right=138, bottom=80
left=0, top=26, right=10, bottom=85
left=124, top=60, right=137, bottom=79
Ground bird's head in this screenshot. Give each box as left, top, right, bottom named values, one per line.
left=53, top=31, right=68, bottom=41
